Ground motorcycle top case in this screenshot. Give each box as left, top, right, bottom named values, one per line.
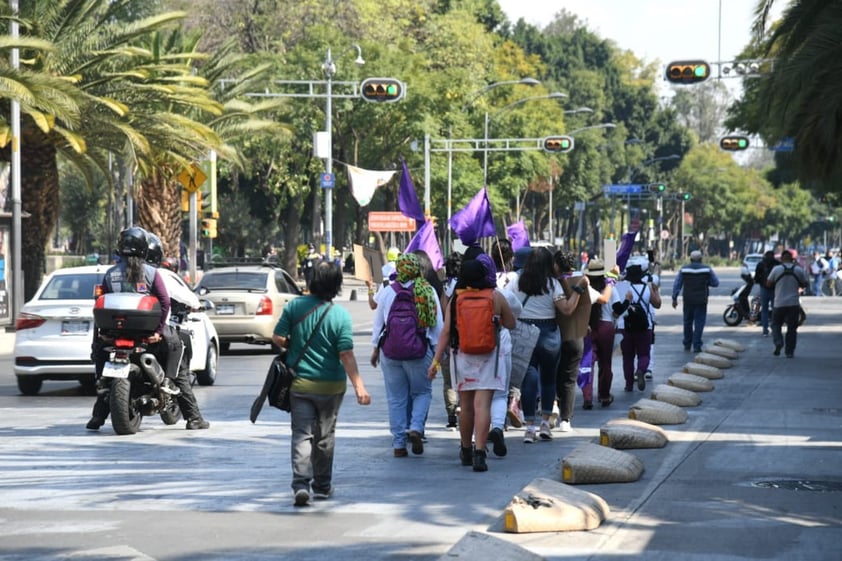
left=94, top=293, right=162, bottom=336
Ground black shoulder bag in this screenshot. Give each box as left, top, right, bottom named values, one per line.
left=250, top=302, right=332, bottom=422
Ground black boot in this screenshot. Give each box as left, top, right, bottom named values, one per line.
left=459, top=446, right=473, bottom=466
left=472, top=448, right=488, bottom=472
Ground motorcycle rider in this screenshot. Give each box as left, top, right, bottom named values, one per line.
left=86, top=227, right=176, bottom=431
left=146, top=233, right=210, bottom=430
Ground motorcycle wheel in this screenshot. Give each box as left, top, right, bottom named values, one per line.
left=723, top=305, right=743, bottom=326
left=160, top=395, right=182, bottom=425
left=109, top=378, right=143, bottom=435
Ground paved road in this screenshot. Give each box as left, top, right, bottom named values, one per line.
left=1, top=278, right=841, bottom=560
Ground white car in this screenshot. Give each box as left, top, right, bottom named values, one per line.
left=742, top=253, right=764, bottom=278
left=13, top=265, right=219, bottom=396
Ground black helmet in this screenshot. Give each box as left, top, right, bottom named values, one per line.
left=118, top=227, right=149, bottom=258
left=146, top=232, right=163, bottom=266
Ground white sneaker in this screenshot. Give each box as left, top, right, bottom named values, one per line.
left=539, top=421, right=553, bottom=440
left=523, top=426, right=537, bottom=444
left=559, top=420, right=572, bottom=433
left=549, top=403, right=561, bottom=427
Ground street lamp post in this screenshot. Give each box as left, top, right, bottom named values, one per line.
left=321, top=45, right=364, bottom=261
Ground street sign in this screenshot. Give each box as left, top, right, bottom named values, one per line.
left=177, top=164, right=207, bottom=194
left=769, top=137, right=795, bottom=152
left=367, top=211, right=417, bottom=232
left=603, top=184, right=645, bottom=194
left=320, top=172, right=335, bottom=189
left=660, top=229, right=670, bottom=240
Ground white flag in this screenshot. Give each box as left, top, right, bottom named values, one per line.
left=345, top=164, right=396, bottom=207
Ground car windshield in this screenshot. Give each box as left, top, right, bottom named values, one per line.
left=39, top=273, right=101, bottom=300
left=198, top=271, right=268, bottom=291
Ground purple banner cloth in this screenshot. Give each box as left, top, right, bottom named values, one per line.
left=616, top=231, right=638, bottom=272
left=577, top=335, right=594, bottom=389
left=506, top=221, right=530, bottom=251
left=449, top=188, right=496, bottom=246
left=398, top=159, right=425, bottom=228
left=406, top=219, right=444, bottom=271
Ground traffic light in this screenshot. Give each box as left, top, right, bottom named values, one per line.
left=680, top=193, right=692, bottom=201
left=360, top=78, right=405, bottom=103
left=543, top=136, right=574, bottom=153
left=720, top=136, right=750, bottom=151
left=647, top=183, right=666, bottom=194
left=665, top=60, right=711, bottom=84
left=201, top=218, right=217, bottom=239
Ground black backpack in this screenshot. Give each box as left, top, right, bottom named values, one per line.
left=624, top=284, right=650, bottom=332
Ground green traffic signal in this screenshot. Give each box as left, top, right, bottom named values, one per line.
left=360, top=77, right=405, bottom=103
left=665, top=60, right=711, bottom=84
left=543, top=136, right=574, bottom=153
left=720, top=136, right=750, bottom=151
left=681, top=193, right=692, bottom=201
left=648, top=183, right=666, bottom=193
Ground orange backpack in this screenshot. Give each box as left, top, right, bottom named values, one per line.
left=454, top=288, right=498, bottom=354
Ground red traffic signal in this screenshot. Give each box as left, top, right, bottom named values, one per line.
left=543, top=136, right=574, bottom=153
left=665, top=60, right=711, bottom=84
left=720, top=136, right=750, bottom=151
left=360, top=78, right=405, bottom=103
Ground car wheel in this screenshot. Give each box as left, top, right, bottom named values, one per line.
left=17, top=376, right=43, bottom=396
left=219, top=342, right=230, bottom=354
left=196, top=343, right=218, bottom=386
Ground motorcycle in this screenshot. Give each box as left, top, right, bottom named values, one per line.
left=93, top=292, right=181, bottom=435
left=723, top=274, right=807, bottom=327
left=723, top=275, right=761, bottom=326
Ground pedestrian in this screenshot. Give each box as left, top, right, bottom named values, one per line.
left=506, top=246, right=536, bottom=428
left=617, top=263, right=661, bottom=392
left=766, top=250, right=808, bottom=358
left=809, top=251, right=830, bottom=296
left=272, top=261, right=371, bottom=507
left=671, top=250, right=719, bottom=352
left=583, top=259, right=621, bottom=407
left=370, top=253, right=442, bottom=458
left=553, top=250, right=593, bottom=428
left=477, top=251, right=522, bottom=458
left=505, top=247, right=584, bottom=443
left=439, top=252, right=463, bottom=429
left=146, top=233, right=209, bottom=430
left=754, top=250, right=780, bottom=337
left=428, top=258, right=515, bottom=471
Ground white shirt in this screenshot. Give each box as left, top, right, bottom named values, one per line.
left=505, top=273, right=565, bottom=320
left=371, top=281, right=443, bottom=347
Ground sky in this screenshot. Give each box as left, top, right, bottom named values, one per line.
left=496, top=0, right=783, bottom=90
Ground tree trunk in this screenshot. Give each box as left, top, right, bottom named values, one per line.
left=20, top=126, right=60, bottom=301
left=283, top=201, right=302, bottom=280
left=136, top=167, right=183, bottom=258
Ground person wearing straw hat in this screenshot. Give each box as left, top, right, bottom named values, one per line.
left=584, top=259, right=621, bottom=407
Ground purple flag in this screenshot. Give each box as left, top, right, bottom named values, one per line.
left=450, top=188, right=496, bottom=246
left=398, top=159, right=425, bottom=227
left=506, top=221, right=530, bottom=251
left=406, top=219, right=444, bottom=271
left=616, top=231, right=637, bottom=272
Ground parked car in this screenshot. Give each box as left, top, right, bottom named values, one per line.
left=742, top=253, right=764, bottom=277
left=194, top=262, right=302, bottom=353
left=13, top=265, right=220, bottom=396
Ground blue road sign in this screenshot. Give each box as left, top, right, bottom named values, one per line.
left=320, top=172, right=335, bottom=188
left=603, top=184, right=645, bottom=195
left=770, top=137, right=795, bottom=152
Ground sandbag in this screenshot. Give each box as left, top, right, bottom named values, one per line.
left=502, top=477, right=610, bottom=533
left=702, top=344, right=738, bottom=359
left=600, top=418, right=668, bottom=449
left=694, top=352, right=733, bottom=369
left=561, top=443, right=644, bottom=484
left=714, top=338, right=745, bottom=352
left=629, top=398, right=688, bottom=425
left=668, top=372, right=715, bottom=392
left=683, top=362, right=724, bottom=379
left=650, top=383, right=702, bottom=407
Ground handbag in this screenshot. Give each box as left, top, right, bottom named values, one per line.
left=509, top=295, right=540, bottom=389
left=250, top=302, right=332, bottom=422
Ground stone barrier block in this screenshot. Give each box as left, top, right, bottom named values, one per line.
left=682, top=362, right=724, bottom=379
left=561, top=442, right=644, bottom=484
left=669, top=372, right=715, bottom=392
left=599, top=418, right=669, bottom=449
left=650, top=383, right=702, bottom=407
left=629, top=398, right=689, bottom=425
left=502, top=477, right=610, bottom=534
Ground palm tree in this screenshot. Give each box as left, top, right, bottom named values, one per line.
left=752, top=0, right=842, bottom=189
left=1, top=0, right=229, bottom=298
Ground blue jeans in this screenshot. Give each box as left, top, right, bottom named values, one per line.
left=682, top=303, right=708, bottom=350
left=759, top=286, right=774, bottom=334
left=290, top=391, right=345, bottom=495
left=519, top=322, right=561, bottom=423
left=380, top=350, right=433, bottom=449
